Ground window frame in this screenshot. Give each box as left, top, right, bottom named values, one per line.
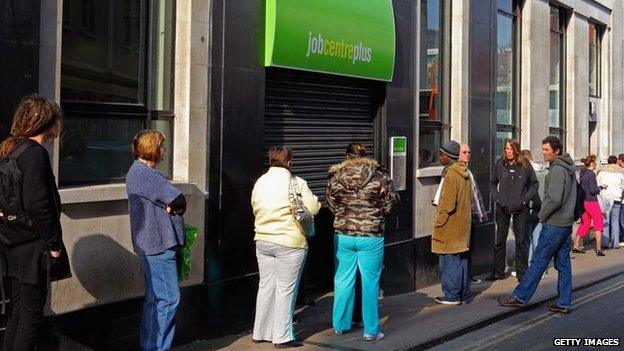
left=588, top=21, right=602, bottom=98
left=495, top=0, right=521, bottom=150
left=417, top=0, right=451, bottom=168
left=59, top=0, right=177, bottom=187
left=548, top=4, right=566, bottom=144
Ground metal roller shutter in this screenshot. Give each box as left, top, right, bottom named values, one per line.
left=265, top=68, right=377, bottom=197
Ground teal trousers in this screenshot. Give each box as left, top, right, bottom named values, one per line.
left=332, top=233, right=384, bottom=335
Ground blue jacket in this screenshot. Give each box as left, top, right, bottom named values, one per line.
left=126, top=161, right=184, bottom=255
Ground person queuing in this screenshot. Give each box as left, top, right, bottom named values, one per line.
left=522, top=149, right=549, bottom=272
left=459, top=143, right=488, bottom=284
left=487, top=139, right=538, bottom=282
left=573, top=154, right=606, bottom=256
left=251, top=147, right=321, bottom=348
left=327, top=143, right=398, bottom=341
left=431, top=141, right=473, bottom=305
left=126, top=130, right=187, bottom=351
left=0, top=95, right=70, bottom=351
left=596, top=155, right=624, bottom=250
left=499, top=136, right=575, bottom=314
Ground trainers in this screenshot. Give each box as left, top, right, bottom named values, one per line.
left=363, top=332, right=385, bottom=341
left=470, top=277, right=482, bottom=284
left=434, top=296, right=461, bottom=306
left=547, top=304, right=570, bottom=314
left=334, top=330, right=343, bottom=335
left=511, top=271, right=517, bottom=277
left=498, top=296, right=526, bottom=308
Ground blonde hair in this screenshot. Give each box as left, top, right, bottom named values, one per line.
left=132, top=130, right=165, bottom=162
left=0, top=94, right=62, bottom=156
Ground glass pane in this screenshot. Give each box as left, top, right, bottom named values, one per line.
left=498, top=0, right=513, bottom=13
left=549, top=32, right=561, bottom=129
left=419, top=0, right=442, bottom=122
left=419, top=128, right=441, bottom=167
left=151, top=0, right=174, bottom=111
left=496, top=14, right=514, bottom=126
left=550, top=7, right=559, bottom=31
left=589, top=24, right=598, bottom=96
left=61, top=0, right=145, bottom=103
left=496, top=131, right=513, bottom=157
left=153, top=119, right=173, bottom=178
left=59, top=116, right=144, bottom=185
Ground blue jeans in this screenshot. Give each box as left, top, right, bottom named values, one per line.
left=603, top=202, right=621, bottom=248
left=333, top=234, right=384, bottom=335
left=513, top=224, right=572, bottom=308
left=439, top=252, right=471, bottom=302
left=140, top=248, right=181, bottom=351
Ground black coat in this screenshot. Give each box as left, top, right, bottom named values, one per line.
left=6, top=139, right=69, bottom=284
left=489, top=158, right=539, bottom=214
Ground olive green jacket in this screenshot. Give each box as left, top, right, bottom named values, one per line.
left=432, top=161, right=473, bottom=254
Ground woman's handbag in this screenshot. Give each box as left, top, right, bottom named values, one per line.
left=288, top=177, right=315, bottom=237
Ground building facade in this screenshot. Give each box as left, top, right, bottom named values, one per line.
left=0, top=0, right=622, bottom=349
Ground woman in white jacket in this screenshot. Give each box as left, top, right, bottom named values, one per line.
left=251, top=147, right=321, bottom=348
left=597, top=155, right=624, bottom=249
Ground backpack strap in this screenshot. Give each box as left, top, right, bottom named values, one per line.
left=9, top=141, right=36, bottom=160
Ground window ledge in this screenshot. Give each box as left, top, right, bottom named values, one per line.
left=59, top=182, right=199, bottom=205
left=416, top=165, right=444, bottom=178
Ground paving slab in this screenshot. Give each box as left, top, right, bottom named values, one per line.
left=175, top=247, right=624, bottom=351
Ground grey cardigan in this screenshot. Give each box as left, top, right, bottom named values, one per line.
left=126, top=161, right=185, bottom=255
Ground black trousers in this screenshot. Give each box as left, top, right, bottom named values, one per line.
left=3, top=278, right=47, bottom=351
left=494, top=207, right=529, bottom=281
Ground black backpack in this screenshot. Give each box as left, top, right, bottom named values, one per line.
left=0, top=142, right=41, bottom=246
left=573, top=178, right=586, bottom=222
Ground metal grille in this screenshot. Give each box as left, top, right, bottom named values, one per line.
left=265, top=68, right=376, bottom=196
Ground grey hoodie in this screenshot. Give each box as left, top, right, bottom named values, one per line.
left=538, top=153, right=577, bottom=227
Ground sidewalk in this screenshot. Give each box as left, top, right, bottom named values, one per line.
left=176, top=248, right=624, bottom=351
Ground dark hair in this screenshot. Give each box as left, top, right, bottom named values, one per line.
left=0, top=94, right=63, bottom=157
left=608, top=155, right=618, bottom=164
left=580, top=154, right=597, bottom=167
left=346, top=143, right=366, bottom=158
left=502, top=139, right=526, bottom=168
left=268, top=147, right=292, bottom=169
left=619, top=153, right=624, bottom=162
left=542, top=136, right=563, bottom=155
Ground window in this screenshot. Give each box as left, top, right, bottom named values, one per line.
left=549, top=5, right=565, bottom=141
left=60, top=0, right=175, bottom=186
left=495, top=0, right=519, bottom=156
left=589, top=22, right=602, bottom=97
left=418, top=0, right=449, bottom=168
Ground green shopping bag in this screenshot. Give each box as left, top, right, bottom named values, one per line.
left=177, top=225, right=199, bottom=281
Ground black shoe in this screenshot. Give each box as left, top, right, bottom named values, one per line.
left=548, top=304, right=570, bottom=314
left=498, top=296, right=526, bottom=308
left=274, top=340, right=303, bottom=349
left=485, top=274, right=505, bottom=281
left=572, top=248, right=586, bottom=254
left=595, top=250, right=605, bottom=257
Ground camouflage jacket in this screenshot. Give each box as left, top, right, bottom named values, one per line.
left=326, top=157, right=399, bottom=236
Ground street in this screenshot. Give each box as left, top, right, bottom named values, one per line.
left=430, top=272, right=624, bottom=351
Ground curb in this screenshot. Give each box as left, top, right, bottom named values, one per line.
left=405, top=269, right=624, bottom=351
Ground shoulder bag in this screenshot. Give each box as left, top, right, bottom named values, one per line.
left=288, top=177, right=315, bottom=237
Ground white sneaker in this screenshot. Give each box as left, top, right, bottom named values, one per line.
left=511, top=271, right=517, bottom=277
left=363, top=332, right=385, bottom=341
left=619, top=242, right=624, bottom=247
